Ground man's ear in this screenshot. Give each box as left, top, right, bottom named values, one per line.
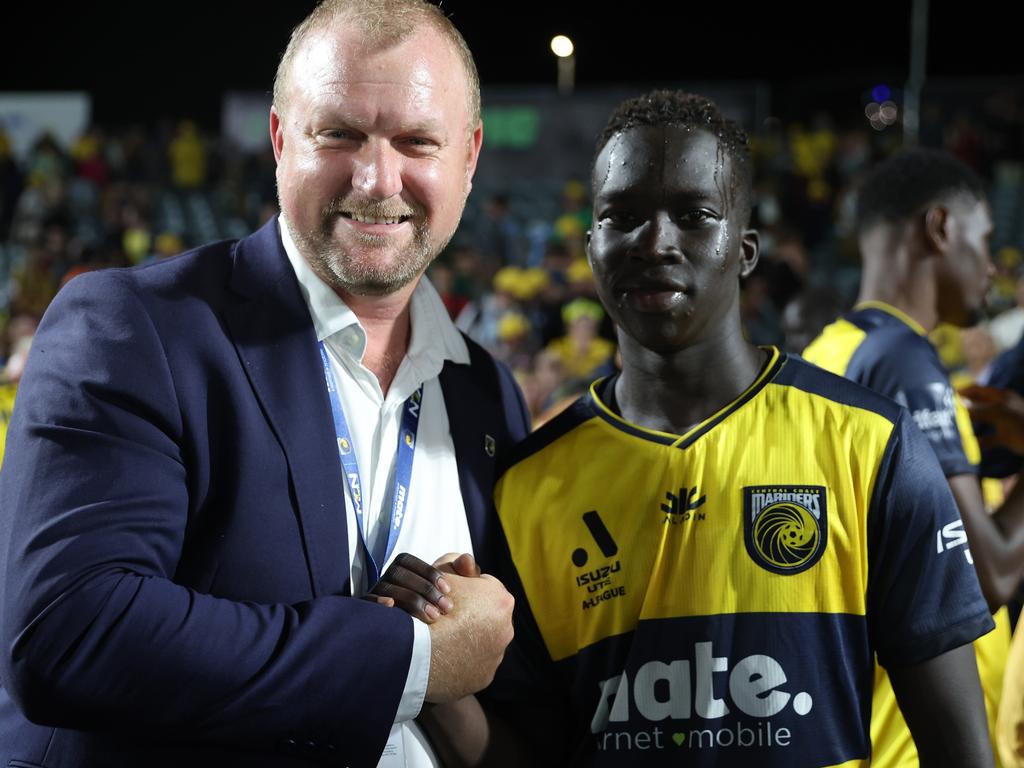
left=464, top=121, right=484, bottom=195
left=923, top=206, right=952, bottom=255
left=739, top=228, right=760, bottom=279
left=270, top=106, right=285, bottom=164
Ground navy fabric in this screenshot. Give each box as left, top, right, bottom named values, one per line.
left=844, top=308, right=975, bottom=477
left=866, top=410, right=994, bottom=667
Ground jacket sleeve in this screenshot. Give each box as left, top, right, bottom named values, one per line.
left=0, top=270, right=409, bottom=767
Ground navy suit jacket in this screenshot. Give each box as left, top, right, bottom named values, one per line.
left=0, top=218, right=530, bottom=767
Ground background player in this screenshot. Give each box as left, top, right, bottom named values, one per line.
left=803, top=148, right=1022, bottom=765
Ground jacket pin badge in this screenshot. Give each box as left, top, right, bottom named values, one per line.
left=484, top=435, right=496, bottom=457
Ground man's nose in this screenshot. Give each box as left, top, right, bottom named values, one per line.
left=351, top=140, right=403, bottom=200
left=635, top=212, right=683, bottom=261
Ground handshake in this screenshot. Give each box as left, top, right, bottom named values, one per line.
left=367, top=553, right=515, bottom=703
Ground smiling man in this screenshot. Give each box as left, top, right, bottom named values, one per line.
left=488, top=91, right=996, bottom=766
left=0, top=2, right=528, bottom=767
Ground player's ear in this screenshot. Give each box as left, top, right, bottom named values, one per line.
left=923, top=206, right=951, bottom=255
left=738, top=228, right=760, bottom=279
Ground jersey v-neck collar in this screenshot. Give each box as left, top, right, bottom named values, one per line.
left=586, top=346, right=785, bottom=448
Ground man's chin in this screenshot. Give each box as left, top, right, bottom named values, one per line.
left=339, top=274, right=421, bottom=298
left=322, top=252, right=434, bottom=298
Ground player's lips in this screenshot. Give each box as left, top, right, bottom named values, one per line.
left=617, top=274, right=689, bottom=313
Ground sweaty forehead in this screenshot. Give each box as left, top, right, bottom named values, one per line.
left=592, top=126, right=730, bottom=199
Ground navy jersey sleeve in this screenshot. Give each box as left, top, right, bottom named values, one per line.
left=848, top=333, right=975, bottom=477
left=866, top=410, right=994, bottom=669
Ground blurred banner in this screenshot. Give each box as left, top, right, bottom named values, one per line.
left=0, top=93, right=90, bottom=159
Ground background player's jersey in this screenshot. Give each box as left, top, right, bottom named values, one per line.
left=803, top=301, right=1007, bottom=767
left=493, top=348, right=992, bottom=767
left=802, top=301, right=978, bottom=474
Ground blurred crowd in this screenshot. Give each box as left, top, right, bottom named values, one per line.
left=4, top=99, right=1024, bottom=437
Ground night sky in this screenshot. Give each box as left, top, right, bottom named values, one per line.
left=3, top=1, right=1018, bottom=126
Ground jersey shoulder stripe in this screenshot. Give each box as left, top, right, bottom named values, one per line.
left=496, top=394, right=595, bottom=480
left=775, top=354, right=902, bottom=424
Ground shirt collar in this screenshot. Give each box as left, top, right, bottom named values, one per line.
left=279, top=216, right=470, bottom=367
left=853, top=300, right=928, bottom=337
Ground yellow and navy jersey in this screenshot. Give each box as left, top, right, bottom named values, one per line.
left=802, top=301, right=978, bottom=476
left=491, top=348, right=992, bottom=767
left=803, top=301, right=1007, bottom=768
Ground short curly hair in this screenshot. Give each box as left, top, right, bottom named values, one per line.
left=855, top=148, right=986, bottom=234
left=595, top=90, right=753, bottom=224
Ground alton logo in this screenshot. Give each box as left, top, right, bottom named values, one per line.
left=743, top=485, right=827, bottom=575
left=572, top=511, right=626, bottom=609
left=661, top=485, right=706, bottom=524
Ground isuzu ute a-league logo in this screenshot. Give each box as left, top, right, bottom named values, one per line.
left=743, top=485, right=827, bottom=575
left=572, top=511, right=626, bottom=610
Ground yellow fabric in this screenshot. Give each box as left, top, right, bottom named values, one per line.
left=801, top=317, right=866, bottom=375
left=997, top=617, right=1024, bottom=767
left=0, top=382, right=17, bottom=468
left=499, top=356, right=886, bottom=664
left=955, top=389, right=983, bottom=465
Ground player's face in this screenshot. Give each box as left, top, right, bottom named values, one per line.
left=271, top=24, right=482, bottom=297
left=936, top=199, right=994, bottom=327
left=587, top=127, right=758, bottom=353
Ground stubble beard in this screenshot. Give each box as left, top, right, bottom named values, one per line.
left=284, top=193, right=465, bottom=297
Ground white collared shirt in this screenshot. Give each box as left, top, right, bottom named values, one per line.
left=281, top=218, right=472, bottom=767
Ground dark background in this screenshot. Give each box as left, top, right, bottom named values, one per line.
left=2, top=1, right=1017, bottom=126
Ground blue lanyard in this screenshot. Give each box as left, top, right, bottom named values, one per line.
left=319, top=342, right=423, bottom=585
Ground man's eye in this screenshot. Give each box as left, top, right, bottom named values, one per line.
left=680, top=210, right=717, bottom=224
left=321, top=130, right=357, bottom=141
left=600, top=212, right=639, bottom=228
left=399, top=137, right=438, bottom=153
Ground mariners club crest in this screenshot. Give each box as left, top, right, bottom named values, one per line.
left=743, top=485, right=827, bottom=575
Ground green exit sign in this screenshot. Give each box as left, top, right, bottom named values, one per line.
left=481, top=107, right=540, bottom=148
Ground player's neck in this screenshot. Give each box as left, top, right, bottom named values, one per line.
left=857, top=234, right=939, bottom=332
left=614, top=330, right=766, bottom=436
left=338, top=282, right=417, bottom=395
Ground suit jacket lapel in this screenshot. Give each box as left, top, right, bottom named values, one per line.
left=440, top=353, right=503, bottom=569
left=222, top=218, right=351, bottom=596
